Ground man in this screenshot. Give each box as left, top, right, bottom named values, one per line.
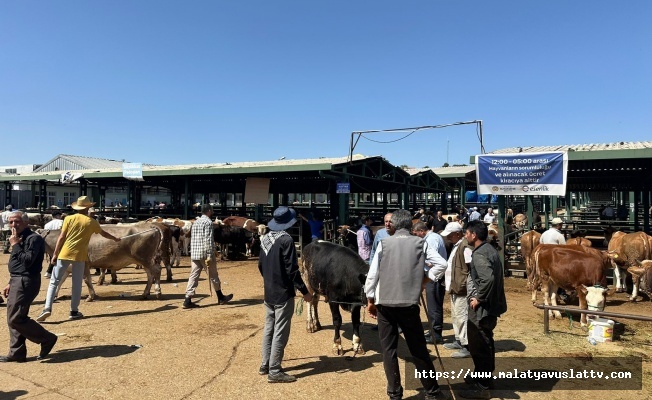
left=37, top=196, right=121, bottom=322
left=298, top=211, right=323, bottom=242
left=602, top=204, right=615, bottom=220
left=356, top=216, right=373, bottom=263
left=540, top=217, right=566, bottom=245
left=468, top=207, right=481, bottom=222
left=412, top=221, right=447, bottom=344
left=183, top=204, right=233, bottom=309
left=258, top=206, right=313, bottom=383
left=440, top=223, right=473, bottom=358
left=43, top=211, right=65, bottom=279
left=370, top=212, right=392, bottom=265
left=432, top=210, right=448, bottom=233
left=1, top=205, right=13, bottom=253
left=365, top=209, right=448, bottom=400
left=1, top=211, right=58, bottom=362
left=461, top=220, right=507, bottom=399
left=482, top=208, right=496, bottom=225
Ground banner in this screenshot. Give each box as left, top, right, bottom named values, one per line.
left=122, top=163, right=144, bottom=181
left=476, top=152, right=568, bottom=196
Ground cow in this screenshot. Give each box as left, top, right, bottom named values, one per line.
left=513, top=213, right=528, bottom=230
left=336, top=225, right=358, bottom=253
left=146, top=217, right=194, bottom=256
left=605, top=230, right=652, bottom=300
left=300, top=241, right=369, bottom=356
left=213, top=220, right=254, bottom=260
left=39, top=224, right=164, bottom=300
left=520, top=230, right=541, bottom=290
left=567, top=230, right=591, bottom=247
left=220, top=216, right=266, bottom=257
left=531, top=244, right=612, bottom=326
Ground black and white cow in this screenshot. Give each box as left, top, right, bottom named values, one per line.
left=300, top=241, right=369, bottom=355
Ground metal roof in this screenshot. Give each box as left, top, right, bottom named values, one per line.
left=489, top=141, right=652, bottom=160
left=33, top=154, right=135, bottom=173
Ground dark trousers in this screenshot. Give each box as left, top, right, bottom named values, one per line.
left=426, top=279, right=445, bottom=336
left=7, top=275, right=57, bottom=359
left=467, top=307, right=497, bottom=388
left=377, top=304, right=440, bottom=399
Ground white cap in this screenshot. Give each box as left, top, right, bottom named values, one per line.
left=440, top=222, right=463, bottom=236
left=551, top=217, right=563, bottom=224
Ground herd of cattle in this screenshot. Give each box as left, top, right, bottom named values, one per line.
left=21, top=210, right=652, bottom=353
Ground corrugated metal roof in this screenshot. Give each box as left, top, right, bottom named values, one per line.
left=490, top=141, right=652, bottom=154
left=404, top=165, right=475, bottom=179
left=34, top=154, right=134, bottom=173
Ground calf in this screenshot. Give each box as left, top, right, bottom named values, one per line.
left=300, top=241, right=369, bottom=356
left=532, top=244, right=611, bottom=326
left=520, top=230, right=541, bottom=290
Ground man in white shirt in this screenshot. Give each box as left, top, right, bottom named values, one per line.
left=2, top=205, right=13, bottom=253
left=43, top=211, right=65, bottom=278
left=540, top=217, right=566, bottom=245
left=483, top=208, right=496, bottom=224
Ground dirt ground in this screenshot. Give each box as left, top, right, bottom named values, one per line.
left=0, top=253, right=650, bottom=400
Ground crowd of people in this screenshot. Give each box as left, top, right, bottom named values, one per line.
left=1, top=200, right=507, bottom=400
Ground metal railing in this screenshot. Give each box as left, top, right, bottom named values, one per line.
left=533, top=303, right=652, bottom=335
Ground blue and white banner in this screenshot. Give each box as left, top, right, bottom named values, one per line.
left=122, top=163, right=144, bottom=181
left=476, top=152, right=568, bottom=196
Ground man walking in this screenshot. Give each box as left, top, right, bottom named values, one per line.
left=357, top=216, right=373, bottom=263
left=258, top=206, right=312, bottom=383
left=2, top=211, right=58, bottom=362
left=365, top=209, right=448, bottom=400
left=38, top=196, right=121, bottom=321
left=461, top=220, right=507, bottom=399
left=183, top=204, right=233, bottom=308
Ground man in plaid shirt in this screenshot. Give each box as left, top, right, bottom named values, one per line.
left=183, top=204, right=233, bottom=309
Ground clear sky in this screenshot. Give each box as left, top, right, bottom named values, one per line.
left=1, top=1, right=650, bottom=169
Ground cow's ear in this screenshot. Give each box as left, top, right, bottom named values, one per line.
left=579, top=285, right=588, bottom=295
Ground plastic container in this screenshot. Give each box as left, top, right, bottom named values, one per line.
left=588, top=317, right=614, bottom=343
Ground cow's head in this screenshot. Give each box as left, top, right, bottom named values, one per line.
left=581, top=285, right=609, bottom=314
left=632, top=260, right=652, bottom=299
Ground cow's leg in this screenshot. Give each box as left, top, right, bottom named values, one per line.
left=83, top=265, right=97, bottom=302
left=97, top=268, right=106, bottom=285
left=351, top=305, right=364, bottom=355
left=306, top=293, right=322, bottom=333
left=549, top=283, right=563, bottom=319
left=628, top=268, right=642, bottom=302
left=577, top=288, right=588, bottom=326
left=165, top=262, right=173, bottom=282
left=611, top=261, right=627, bottom=293
left=140, top=266, right=153, bottom=300
left=330, top=303, right=344, bottom=355
left=110, top=269, right=118, bottom=284
left=540, top=279, right=555, bottom=319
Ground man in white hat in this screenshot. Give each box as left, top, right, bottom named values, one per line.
left=37, top=196, right=121, bottom=322
left=540, top=217, right=566, bottom=245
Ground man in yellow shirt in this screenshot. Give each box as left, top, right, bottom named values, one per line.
left=37, top=196, right=120, bottom=321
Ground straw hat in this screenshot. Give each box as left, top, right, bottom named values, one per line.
left=71, top=196, right=96, bottom=210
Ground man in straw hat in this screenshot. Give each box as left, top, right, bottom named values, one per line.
left=258, top=206, right=312, bottom=383
left=37, top=196, right=121, bottom=322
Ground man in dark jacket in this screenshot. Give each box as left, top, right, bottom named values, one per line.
left=258, top=206, right=312, bottom=383
left=461, top=220, right=507, bottom=399
left=1, top=211, right=58, bottom=362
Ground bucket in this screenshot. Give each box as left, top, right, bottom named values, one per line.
left=588, top=317, right=614, bottom=343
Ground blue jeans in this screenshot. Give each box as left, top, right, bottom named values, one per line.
left=261, top=299, right=294, bottom=374
left=43, top=260, right=85, bottom=314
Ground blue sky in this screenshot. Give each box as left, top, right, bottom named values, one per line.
left=1, top=1, right=650, bottom=169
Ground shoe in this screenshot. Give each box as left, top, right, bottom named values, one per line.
left=218, top=293, right=233, bottom=305
left=69, top=311, right=84, bottom=320
left=36, top=310, right=51, bottom=322
left=258, top=365, right=269, bottom=375
left=183, top=298, right=199, bottom=309
left=37, top=336, right=58, bottom=360
left=0, top=355, right=26, bottom=363
left=425, top=388, right=450, bottom=400
left=459, top=383, right=490, bottom=399
left=451, top=348, right=471, bottom=358
left=443, top=341, right=463, bottom=350
left=426, top=334, right=443, bottom=344
left=44, top=272, right=51, bottom=278
left=267, top=371, right=297, bottom=383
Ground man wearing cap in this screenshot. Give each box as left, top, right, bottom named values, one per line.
left=540, top=217, right=566, bottom=245
left=1, top=211, right=58, bottom=362
left=440, top=222, right=473, bottom=358
left=182, top=204, right=233, bottom=309
left=412, top=221, right=447, bottom=344
left=258, top=206, right=313, bottom=383
left=37, top=196, right=121, bottom=322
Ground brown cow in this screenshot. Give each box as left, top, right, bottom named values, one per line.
left=520, top=230, right=541, bottom=290
left=531, top=244, right=611, bottom=326
left=605, top=230, right=652, bottom=300
left=40, top=224, right=164, bottom=300
left=220, top=216, right=266, bottom=257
